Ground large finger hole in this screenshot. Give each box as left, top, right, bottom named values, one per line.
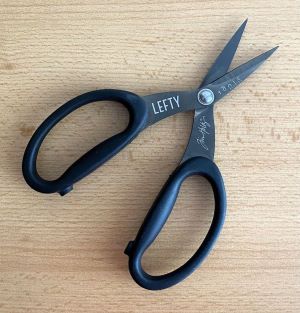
left=37, top=101, right=129, bottom=180
left=142, top=175, right=214, bottom=275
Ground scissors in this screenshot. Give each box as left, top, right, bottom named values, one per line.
left=22, top=20, right=277, bottom=290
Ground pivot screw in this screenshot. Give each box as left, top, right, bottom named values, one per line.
left=197, top=89, right=214, bottom=106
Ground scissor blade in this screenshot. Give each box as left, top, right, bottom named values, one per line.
left=181, top=20, right=248, bottom=162
left=201, top=19, right=247, bottom=87
left=208, top=46, right=278, bottom=103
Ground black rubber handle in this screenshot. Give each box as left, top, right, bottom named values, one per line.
left=124, top=156, right=226, bottom=290
left=22, top=89, right=148, bottom=195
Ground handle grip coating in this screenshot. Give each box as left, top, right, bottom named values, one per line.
left=22, top=89, right=148, bottom=195
left=125, top=156, right=226, bottom=290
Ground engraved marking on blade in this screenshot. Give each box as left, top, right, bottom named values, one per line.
left=196, top=116, right=211, bottom=150
left=151, top=96, right=180, bottom=115
left=217, top=76, right=242, bottom=95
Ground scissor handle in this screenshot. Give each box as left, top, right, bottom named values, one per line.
left=124, top=156, right=226, bottom=290
left=22, top=89, right=148, bottom=195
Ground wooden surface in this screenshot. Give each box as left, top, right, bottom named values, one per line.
left=0, top=1, right=299, bottom=312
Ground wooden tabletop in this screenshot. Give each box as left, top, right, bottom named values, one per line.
left=1, top=1, right=299, bottom=312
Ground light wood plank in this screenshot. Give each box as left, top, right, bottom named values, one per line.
left=0, top=1, right=299, bottom=312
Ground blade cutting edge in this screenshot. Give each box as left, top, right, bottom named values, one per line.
left=207, top=46, right=279, bottom=104
left=201, top=19, right=248, bottom=87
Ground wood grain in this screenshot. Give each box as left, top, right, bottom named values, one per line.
left=0, top=1, right=299, bottom=312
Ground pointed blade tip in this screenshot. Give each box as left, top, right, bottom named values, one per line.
left=242, top=18, right=248, bottom=27
left=237, top=19, right=248, bottom=33
left=264, top=46, right=279, bottom=59
left=248, top=46, right=278, bottom=70
left=200, top=19, right=248, bottom=87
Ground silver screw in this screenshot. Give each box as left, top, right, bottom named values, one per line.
left=197, top=89, right=215, bottom=106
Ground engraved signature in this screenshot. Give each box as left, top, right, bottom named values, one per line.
left=196, top=116, right=211, bottom=150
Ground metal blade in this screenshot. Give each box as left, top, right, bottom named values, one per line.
left=201, top=19, right=248, bottom=87
left=181, top=46, right=278, bottom=163
left=207, top=46, right=278, bottom=104
left=182, top=20, right=248, bottom=162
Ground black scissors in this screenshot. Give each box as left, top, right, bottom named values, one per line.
left=22, top=20, right=277, bottom=290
